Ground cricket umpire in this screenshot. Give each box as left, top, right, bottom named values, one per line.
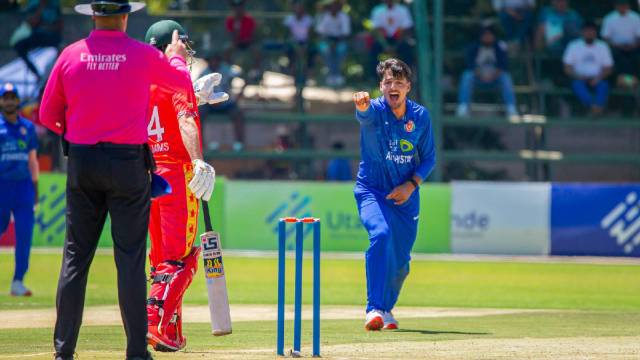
left=39, top=1, right=192, bottom=359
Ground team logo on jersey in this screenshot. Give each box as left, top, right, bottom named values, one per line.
left=404, top=120, right=415, bottom=133
left=400, top=139, right=414, bottom=153
left=19, top=127, right=26, bottom=136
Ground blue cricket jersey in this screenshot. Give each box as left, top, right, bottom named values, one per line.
left=0, top=115, right=38, bottom=181
left=355, top=96, right=435, bottom=192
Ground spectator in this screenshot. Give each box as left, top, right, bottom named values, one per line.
left=493, top=0, right=535, bottom=45
left=326, top=141, right=352, bottom=181
left=456, top=25, right=518, bottom=118
left=200, top=51, right=246, bottom=151
left=315, top=0, right=351, bottom=87
left=224, top=0, right=260, bottom=80
left=283, top=1, right=314, bottom=80
left=563, top=21, right=613, bottom=116
left=535, top=0, right=582, bottom=56
left=370, top=0, right=414, bottom=76
left=12, top=0, right=62, bottom=81
left=601, top=0, right=640, bottom=88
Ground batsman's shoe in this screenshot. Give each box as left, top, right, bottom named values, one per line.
left=10, top=280, right=32, bottom=297
left=383, top=311, right=398, bottom=330
left=147, top=325, right=181, bottom=352
left=364, top=309, right=384, bottom=331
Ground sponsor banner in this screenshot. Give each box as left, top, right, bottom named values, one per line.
left=29, top=174, right=448, bottom=253
left=417, top=184, right=450, bottom=253
left=33, top=173, right=67, bottom=247
left=551, top=184, right=640, bottom=257
left=29, top=173, right=225, bottom=248
left=224, top=181, right=450, bottom=253
left=451, top=182, right=551, bottom=255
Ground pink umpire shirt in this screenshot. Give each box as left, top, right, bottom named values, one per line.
left=39, top=29, right=191, bottom=145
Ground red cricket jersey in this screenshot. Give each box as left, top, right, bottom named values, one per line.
left=147, top=84, right=201, bottom=165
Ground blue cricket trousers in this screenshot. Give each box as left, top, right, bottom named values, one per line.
left=0, top=178, right=35, bottom=281
left=355, top=184, right=419, bottom=313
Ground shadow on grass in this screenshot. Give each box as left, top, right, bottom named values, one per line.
left=394, top=329, right=490, bottom=335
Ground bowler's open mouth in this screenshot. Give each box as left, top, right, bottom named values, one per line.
left=389, top=92, right=400, bottom=101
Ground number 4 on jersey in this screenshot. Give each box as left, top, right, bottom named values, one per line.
left=148, top=106, right=165, bottom=141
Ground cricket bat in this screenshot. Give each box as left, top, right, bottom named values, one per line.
left=200, top=200, right=232, bottom=336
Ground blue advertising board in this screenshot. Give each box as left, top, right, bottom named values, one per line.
left=551, top=184, right=640, bottom=257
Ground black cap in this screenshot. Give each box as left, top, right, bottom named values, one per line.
left=75, top=1, right=146, bottom=16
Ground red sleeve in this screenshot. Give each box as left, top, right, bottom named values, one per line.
left=225, top=17, right=233, bottom=33
left=172, top=91, right=197, bottom=119
left=39, top=51, right=66, bottom=135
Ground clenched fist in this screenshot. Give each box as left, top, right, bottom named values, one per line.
left=353, top=91, right=371, bottom=112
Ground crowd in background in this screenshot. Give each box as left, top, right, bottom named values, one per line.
left=0, top=0, right=639, bottom=179
left=459, top=0, right=640, bottom=117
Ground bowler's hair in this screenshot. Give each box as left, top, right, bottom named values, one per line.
left=376, top=58, right=412, bottom=82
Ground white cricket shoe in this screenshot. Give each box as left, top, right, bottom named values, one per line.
left=383, top=311, right=398, bottom=330
left=10, top=280, right=32, bottom=297
left=364, top=309, right=384, bottom=331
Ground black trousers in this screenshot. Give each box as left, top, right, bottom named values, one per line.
left=54, top=144, right=151, bottom=358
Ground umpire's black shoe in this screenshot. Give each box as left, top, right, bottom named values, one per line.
left=54, top=353, right=73, bottom=360
left=126, top=351, right=154, bottom=360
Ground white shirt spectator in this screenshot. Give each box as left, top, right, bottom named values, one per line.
left=316, top=11, right=351, bottom=38
left=371, top=4, right=413, bottom=38
left=492, top=0, right=535, bottom=11
left=563, top=39, right=614, bottom=78
left=601, top=10, right=640, bottom=46
left=284, top=14, right=314, bottom=43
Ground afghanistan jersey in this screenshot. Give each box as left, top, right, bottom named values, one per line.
left=355, top=96, right=436, bottom=192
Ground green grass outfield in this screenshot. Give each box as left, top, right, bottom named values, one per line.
left=0, top=252, right=639, bottom=359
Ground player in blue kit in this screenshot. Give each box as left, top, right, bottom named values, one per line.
left=0, top=83, right=39, bottom=297
left=353, top=59, right=435, bottom=331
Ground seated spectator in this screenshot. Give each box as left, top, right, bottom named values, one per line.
left=493, top=0, right=536, bottom=45
left=315, top=0, right=351, bottom=87
left=535, top=0, right=582, bottom=56
left=200, top=51, right=246, bottom=152
left=326, top=142, right=352, bottom=181
left=225, top=0, right=260, bottom=81
left=283, top=1, right=314, bottom=81
left=12, top=0, right=62, bottom=81
left=563, top=21, right=613, bottom=116
left=601, top=0, right=640, bottom=89
left=456, top=25, right=518, bottom=118
left=370, top=0, right=414, bottom=76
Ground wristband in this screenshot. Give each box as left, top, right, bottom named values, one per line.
left=409, top=178, right=419, bottom=189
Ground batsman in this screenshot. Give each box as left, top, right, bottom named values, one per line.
left=143, top=20, right=228, bottom=352
left=353, top=58, right=435, bottom=331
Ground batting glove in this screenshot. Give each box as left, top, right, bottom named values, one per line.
left=188, top=159, right=216, bottom=201
left=193, top=73, right=230, bottom=106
